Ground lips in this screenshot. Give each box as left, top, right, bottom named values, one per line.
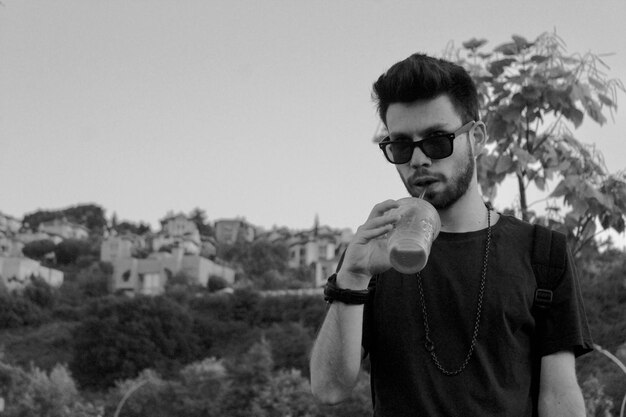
left=413, top=176, right=439, bottom=188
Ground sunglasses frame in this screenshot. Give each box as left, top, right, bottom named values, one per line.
left=379, top=121, right=476, bottom=164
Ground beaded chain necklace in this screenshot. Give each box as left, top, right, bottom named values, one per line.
left=416, top=207, right=492, bottom=376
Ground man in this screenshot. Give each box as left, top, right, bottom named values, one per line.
left=309, top=53, right=593, bottom=416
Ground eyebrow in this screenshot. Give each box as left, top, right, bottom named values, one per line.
left=389, top=123, right=454, bottom=140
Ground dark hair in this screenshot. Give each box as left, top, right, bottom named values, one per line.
left=372, top=53, right=479, bottom=125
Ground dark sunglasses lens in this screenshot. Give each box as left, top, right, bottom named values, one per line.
left=421, top=137, right=452, bottom=159
left=387, top=142, right=413, bottom=163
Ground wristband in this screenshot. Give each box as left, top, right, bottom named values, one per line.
left=323, top=273, right=369, bottom=305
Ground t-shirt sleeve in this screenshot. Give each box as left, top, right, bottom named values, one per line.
left=539, top=247, right=594, bottom=358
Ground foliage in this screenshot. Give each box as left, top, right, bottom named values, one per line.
left=70, top=296, right=199, bottom=389
left=447, top=32, right=626, bottom=255
left=114, top=220, right=151, bottom=236
left=73, top=263, right=111, bottom=298
left=21, top=239, right=56, bottom=261
left=208, top=274, right=229, bottom=292
left=218, top=239, right=289, bottom=281
left=264, top=321, right=314, bottom=376
left=23, top=276, right=57, bottom=309
left=575, top=249, right=626, bottom=416
left=0, top=361, right=103, bottom=417
left=582, top=376, right=615, bottom=417
left=0, top=321, right=76, bottom=372
left=188, top=207, right=214, bottom=237
left=23, top=204, right=107, bottom=234
left=0, top=293, right=46, bottom=329
left=54, top=239, right=92, bottom=265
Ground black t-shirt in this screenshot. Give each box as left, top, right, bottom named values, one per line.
left=362, top=214, right=593, bottom=417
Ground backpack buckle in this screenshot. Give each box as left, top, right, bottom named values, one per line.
left=534, top=289, right=553, bottom=310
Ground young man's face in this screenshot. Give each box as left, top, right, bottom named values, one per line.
left=385, top=95, right=481, bottom=210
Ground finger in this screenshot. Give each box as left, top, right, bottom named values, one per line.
left=366, top=199, right=400, bottom=221
left=363, top=212, right=400, bottom=231
left=355, top=222, right=394, bottom=243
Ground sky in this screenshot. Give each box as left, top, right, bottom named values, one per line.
left=1, top=0, right=625, bottom=239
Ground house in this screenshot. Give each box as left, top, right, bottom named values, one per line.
left=100, top=235, right=135, bottom=262
left=0, top=211, right=21, bottom=235
left=38, top=218, right=89, bottom=240
left=0, top=232, right=23, bottom=257
left=214, top=218, right=255, bottom=245
left=151, top=212, right=201, bottom=255
left=0, top=256, right=64, bottom=292
left=287, top=217, right=353, bottom=287
left=111, top=248, right=235, bottom=296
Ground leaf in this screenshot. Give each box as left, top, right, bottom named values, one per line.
left=495, top=154, right=514, bottom=174
left=488, top=58, right=516, bottom=77
left=512, top=35, right=533, bottom=50
left=501, top=103, right=523, bottom=122
left=550, top=176, right=578, bottom=198
left=494, top=42, right=518, bottom=56
left=598, top=93, right=614, bottom=107
left=511, top=147, right=536, bottom=166
left=562, top=107, right=584, bottom=128
left=585, top=99, right=607, bottom=125
left=530, top=55, right=549, bottom=64
left=521, top=85, right=542, bottom=100
left=588, top=76, right=607, bottom=92
left=462, top=38, right=488, bottom=50
left=534, top=176, right=546, bottom=191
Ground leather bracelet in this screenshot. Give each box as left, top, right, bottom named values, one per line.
left=323, top=273, right=369, bottom=305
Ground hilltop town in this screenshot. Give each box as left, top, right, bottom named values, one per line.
left=0, top=204, right=354, bottom=296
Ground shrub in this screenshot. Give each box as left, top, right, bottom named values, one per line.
left=70, top=296, right=199, bottom=389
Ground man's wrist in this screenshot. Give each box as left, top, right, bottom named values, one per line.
left=336, top=270, right=370, bottom=291
left=324, top=273, right=370, bottom=305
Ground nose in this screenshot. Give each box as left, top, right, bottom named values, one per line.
left=408, top=142, right=432, bottom=168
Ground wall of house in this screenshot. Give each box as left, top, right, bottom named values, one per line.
left=0, top=256, right=64, bottom=290
left=100, top=236, right=133, bottom=262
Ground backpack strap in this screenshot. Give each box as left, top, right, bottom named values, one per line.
left=531, top=224, right=567, bottom=312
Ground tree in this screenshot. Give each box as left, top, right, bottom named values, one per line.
left=446, top=32, right=626, bottom=255
left=70, top=296, right=199, bottom=389
left=23, top=204, right=107, bottom=234
left=188, top=207, right=213, bottom=237
left=54, top=239, right=92, bottom=265
left=219, top=240, right=289, bottom=282
left=21, top=239, right=56, bottom=261
left=23, top=276, right=56, bottom=309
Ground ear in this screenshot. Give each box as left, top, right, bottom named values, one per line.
left=470, top=121, right=487, bottom=157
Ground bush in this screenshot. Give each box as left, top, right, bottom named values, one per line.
left=54, top=239, right=92, bottom=265
left=208, top=275, right=229, bottom=292
left=23, top=276, right=56, bottom=309
left=70, top=296, right=199, bottom=389
left=21, top=239, right=56, bottom=261
left=0, top=361, right=103, bottom=417
left=0, top=294, right=46, bottom=329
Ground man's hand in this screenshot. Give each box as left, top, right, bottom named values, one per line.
left=338, top=199, right=400, bottom=289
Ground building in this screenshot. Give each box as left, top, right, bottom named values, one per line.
left=111, top=248, right=235, bottom=296
left=0, top=211, right=21, bottom=235
left=152, top=213, right=201, bottom=255
left=214, top=218, right=255, bottom=245
left=287, top=217, right=353, bottom=287
left=0, top=256, right=64, bottom=292
left=38, top=218, right=89, bottom=240
left=100, top=235, right=135, bottom=262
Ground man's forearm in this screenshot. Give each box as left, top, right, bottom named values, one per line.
left=309, top=301, right=364, bottom=404
left=538, top=383, right=586, bottom=417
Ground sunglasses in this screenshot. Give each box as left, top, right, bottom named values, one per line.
left=379, top=121, right=475, bottom=164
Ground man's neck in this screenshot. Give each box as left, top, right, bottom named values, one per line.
left=438, top=187, right=497, bottom=233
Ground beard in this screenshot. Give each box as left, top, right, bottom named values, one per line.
left=402, top=152, right=475, bottom=210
